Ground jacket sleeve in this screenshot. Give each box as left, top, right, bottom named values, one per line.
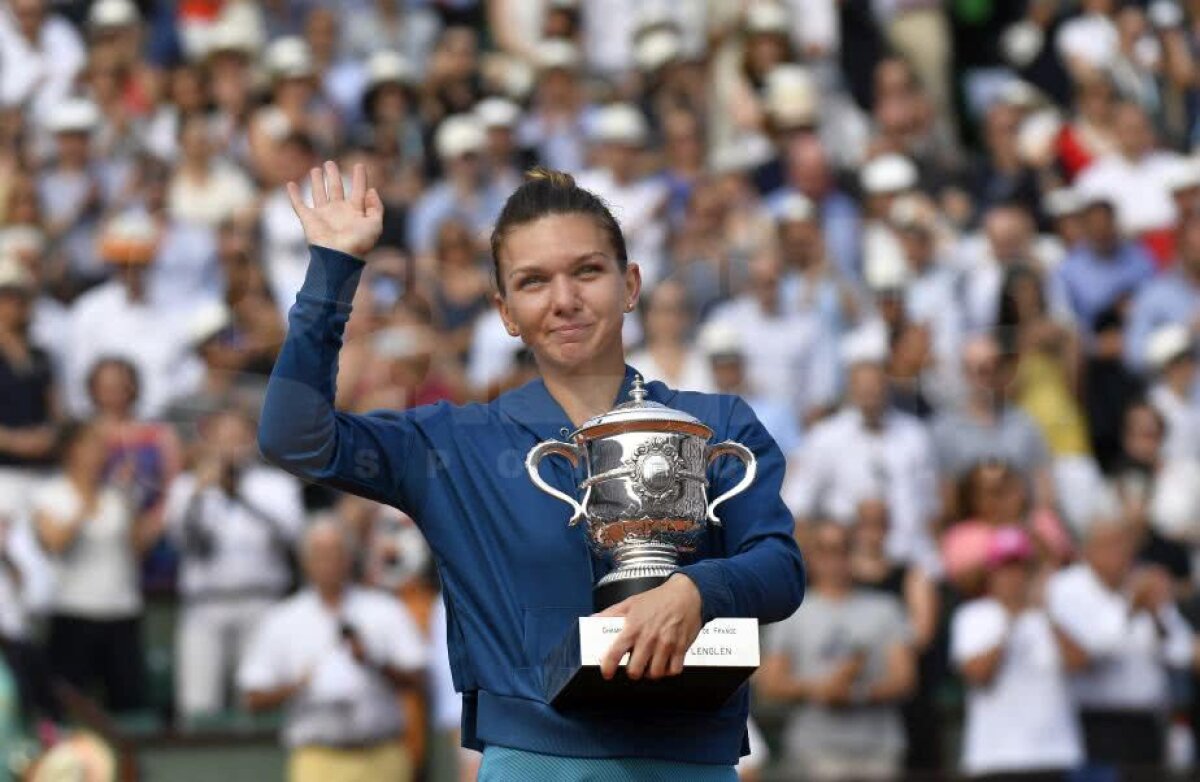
left=257, top=245, right=427, bottom=512
left=678, top=397, right=806, bottom=625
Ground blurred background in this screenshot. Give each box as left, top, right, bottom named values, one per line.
left=6, top=0, right=1200, bottom=779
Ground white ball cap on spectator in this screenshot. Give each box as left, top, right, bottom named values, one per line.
left=202, top=20, right=261, bottom=59
left=1164, top=158, right=1200, bottom=193
left=536, top=39, right=580, bottom=71
left=1016, top=109, right=1062, bottom=165
left=1043, top=187, right=1085, bottom=219
left=773, top=193, right=815, bottom=223
left=889, top=195, right=933, bottom=232
left=88, top=0, right=139, bottom=29
left=635, top=28, right=683, bottom=72
left=0, top=226, right=47, bottom=257
left=373, top=325, right=433, bottom=359
left=187, top=300, right=233, bottom=346
left=765, top=64, right=818, bottom=127
left=475, top=97, right=521, bottom=129
left=860, top=154, right=917, bottom=195
left=265, top=36, right=314, bottom=81
left=0, top=256, right=34, bottom=295
left=366, top=50, right=413, bottom=89
left=745, top=1, right=790, bottom=35
left=590, top=103, right=648, bottom=146
left=1145, top=323, right=1194, bottom=371
left=698, top=321, right=745, bottom=359
left=863, top=239, right=911, bottom=292
left=840, top=321, right=890, bottom=367
left=435, top=115, right=486, bottom=160
left=46, top=98, right=100, bottom=134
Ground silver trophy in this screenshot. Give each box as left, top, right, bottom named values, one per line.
left=526, top=377, right=757, bottom=610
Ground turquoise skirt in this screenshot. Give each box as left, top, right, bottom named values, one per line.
left=478, top=745, right=739, bottom=782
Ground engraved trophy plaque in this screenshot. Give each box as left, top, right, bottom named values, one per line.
left=526, top=377, right=761, bottom=708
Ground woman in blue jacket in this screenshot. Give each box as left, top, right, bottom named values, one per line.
left=258, top=160, right=805, bottom=780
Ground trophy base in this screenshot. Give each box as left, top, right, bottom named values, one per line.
left=593, top=575, right=668, bottom=611
left=543, top=617, right=759, bottom=711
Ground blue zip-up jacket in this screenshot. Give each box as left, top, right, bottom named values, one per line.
left=258, top=246, right=806, bottom=765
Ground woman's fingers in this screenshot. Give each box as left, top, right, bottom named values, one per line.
left=645, top=642, right=673, bottom=680
left=325, top=160, right=345, bottom=201
left=286, top=181, right=308, bottom=215
left=350, top=162, right=367, bottom=207
left=310, top=167, right=327, bottom=207
left=624, top=635, right=654, bottom=681
left=599, top=631, right=634, bottom=681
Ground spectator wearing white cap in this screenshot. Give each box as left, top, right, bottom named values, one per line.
left=1044, top=187, right=1087, bottom=257
left=408, top=114, right=508, bottom=258
left=1073, top=102, right=1184, bottom=257
left=698, top=320, right=800, bottom=456
left=1145, top=323, right=1200, bottom=461
left=859, top=154, right=918, bottom=294
left=475, top=96, right=529, bottom=192
left=164, top=407, right=305, bottom=721
left=1047, top=510, right=1196, bottom=771
left=341, top=0, right=440, bottom=77
left=1055, top=192, right=1155, bottom=333
left=0, top=0, right=86, bottom=129
left=706, top=248, right=840, bottom=425
left=784, top=321, right=941, bottom=568
left=516, top=39, right=591, bottom=173
left=774, top=192, right=863, bottom=337
left=765, top=135, right=864, bottom=279
left=576, top=103, right=669, bottom=284
left=36, top=98, right=115, bottom=286
left=167, top=114, right=258, bottom=229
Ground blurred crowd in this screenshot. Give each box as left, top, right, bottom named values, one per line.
left=8, top=0, right=1200, bottom=779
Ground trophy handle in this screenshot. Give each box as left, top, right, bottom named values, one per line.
left=526, top=440, right=586, bottom=525
left=705, top=441, right=757, bottom=525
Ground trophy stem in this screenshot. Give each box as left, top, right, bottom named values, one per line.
left=593, top=542, right=681, bottom=611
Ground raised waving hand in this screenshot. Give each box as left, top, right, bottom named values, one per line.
left=287, top=160, right=383, bottom=260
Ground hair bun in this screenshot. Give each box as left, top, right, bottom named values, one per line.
left=524, top=166, right=576, bottom=188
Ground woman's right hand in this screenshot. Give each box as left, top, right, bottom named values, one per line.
left=287, top=161, right=384, bottom=261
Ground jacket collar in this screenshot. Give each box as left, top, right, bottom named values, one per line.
left=496, top=364, right=661, bottom=442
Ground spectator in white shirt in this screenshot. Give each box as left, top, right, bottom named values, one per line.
left=0, top=0, right=86, bottom=129
left=785, top=325, right=940, bottom=568
left=167, top=114, right=258, bottom=229
left=1047, top=512, right=1197, bottom=771
left=951, top=526, right=1086, bottom=780
left=1144, top=324, right=1200, bottom=461
left=575, top=104, right=669, bottom=285
left=706, top=250, right=839, bottom=424
left=239, top=519, right=426, bottom=782
left=164, top=408, right=305, bottom=721
left=34, top=420, right=163, bottom=713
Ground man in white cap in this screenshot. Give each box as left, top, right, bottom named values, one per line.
left=475, top=96, right=530, bottom=191
left=0, top=0, right=85, bottom=128
left=783, top=321, right=941, bottom=568
left=576, top=103, right=669, bottom=284
left=859, top=154, right=919, bottom=293
left=774, top=192, right=863, bottom=337
left=409, top=114, right=508, bottom=258
left=516, top=39, right=591, bottom=173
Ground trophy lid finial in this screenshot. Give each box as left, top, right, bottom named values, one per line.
left=630, top=375, right=646, bottom=404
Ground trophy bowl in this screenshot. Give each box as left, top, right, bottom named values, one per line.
left=527, top=377, right=756, bottom=610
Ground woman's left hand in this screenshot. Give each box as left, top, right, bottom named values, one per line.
left=595, top=574, right=703, bottom=681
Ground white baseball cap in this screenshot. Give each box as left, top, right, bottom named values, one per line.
left=745, top=2, right=790, bottom=35
left=366, top=50, right=413, bottom=90
left=435, top=115, right=486, bottom=160
left=860, top=154, right=918, bottom=195
left=765, top=64, right=818, bottom=128
left=475, top=97, right=521, bottom=129
left=773, top=193, right=815, bottom=223
left=635, top=28, right=683, bottom=72
left=1043, top=187, right=1085, bottom=219
left=46, top=98, right=100, bottom=134
left=863, top=240, right=911, bottom=292
left=536, top=39, right=580, bottom=71
left=590, top=103, right=648, bottom=146
left=0, top=257, right=34, bottom=295
left=698, top=321, right=745, bottom=359
left=265, top=36, right=314, bottom=81
left=88, top=0, right=139, bottom=29
left=1146, top=323, right=1194, bottom=371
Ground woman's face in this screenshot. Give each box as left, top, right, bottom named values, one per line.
left=496, top=213, right=639, bottom=374
left=644, top=282, right=691, bottom=345
left=1123, top=405, right=1163, bottom=464
left=89, top=363, right=137, bottom=416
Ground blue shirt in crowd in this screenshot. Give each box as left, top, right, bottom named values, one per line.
left=1124, top=268, right=1200, bottom=371
left=257, top=246, right=806, bottom=767
left=1056, top=241, right=1156, bottom=331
